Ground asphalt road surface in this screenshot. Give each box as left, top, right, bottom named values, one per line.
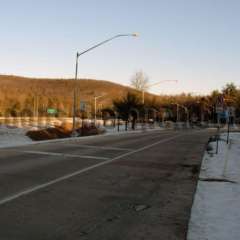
left=0, top=129, right=211, bottom=240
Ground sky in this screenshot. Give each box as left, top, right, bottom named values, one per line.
left=0, top=0, right=240, bottom=95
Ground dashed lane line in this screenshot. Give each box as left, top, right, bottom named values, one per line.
left=19, top=150, right=111, bottom=161
left=62, top=143, right=133, bottom=151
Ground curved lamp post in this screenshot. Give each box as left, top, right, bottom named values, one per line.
left=72, top=33, right=139, bottom=134
left=142, top=80, right=178, bottom=104
left=94, top=94, right=106, bottom=126
left=171, top=103, right=189, bottom=123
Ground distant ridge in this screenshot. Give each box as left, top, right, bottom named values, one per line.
left=0, top=74, right=147, bottom=116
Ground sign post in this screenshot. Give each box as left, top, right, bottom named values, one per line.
left=80, top=101, right=86, bottom=112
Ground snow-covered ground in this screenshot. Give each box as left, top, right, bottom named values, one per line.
left=0, top=123, right=165, bottom=149
left=187, top=132, right=240, bottom=240
left=0, top=125, right=32, bottom=148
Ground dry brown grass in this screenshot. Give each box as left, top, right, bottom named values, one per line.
left=0, top=74, right=144, bottom=116
left=26, top=127, right=71, bottom=141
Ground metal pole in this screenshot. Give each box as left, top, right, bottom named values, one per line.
left=142, top=90, right=145, bottom=104
left=94, top=97, right=97, bottom=126
left=216, top=126, right=220, bottom=154
left=94, top=95, right=105, bottom=126
left=36, top=95, right=39, bottom=119
left=185, top=107, right=189, bottom=127
left=201, top=105, right=204, bottom=125
left=117, top=117, right=120, bottom=132
left=177, top=104, right=179, bottom=122
left=227, top=117, right=230, bottom=144
left=72, top=33, right=138, bottom=135
left=33, top=96, right=36, bottom=118
left=72, top=52, right=79, bottom=134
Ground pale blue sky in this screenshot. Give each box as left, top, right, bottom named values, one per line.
left=0, top=0, right=240, bottom=94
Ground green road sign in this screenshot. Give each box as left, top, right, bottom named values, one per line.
left=47, top=108, right=57, bottom=114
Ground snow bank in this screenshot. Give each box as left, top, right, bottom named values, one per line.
left=0, top=125, right=32, bottom=148
left=0, top=123, right=165, bottom=149
left=187, top=132, right=240, bottom=240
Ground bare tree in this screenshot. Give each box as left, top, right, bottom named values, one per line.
left=131, top=71, right=149, bottom=91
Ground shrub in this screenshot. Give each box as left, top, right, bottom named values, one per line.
left=26, top=127, right=71, bottom=141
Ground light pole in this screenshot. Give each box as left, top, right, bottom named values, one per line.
left=171, top=103, right=180, bottom=122
left=182, top=105, right=189, bottom=126
left=142, top=80, right=178, bottom=104
left=171, top=103, right=188, bottom=122
left=197, top=100, right=214, bottom=124
left=94, top=95, right=105, bottom=126
left=72, top=33, right=139, bottom=135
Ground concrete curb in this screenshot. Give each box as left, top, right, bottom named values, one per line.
left=0, top=127, right=166, bottom=149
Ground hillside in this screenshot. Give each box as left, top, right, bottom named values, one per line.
left=0, top=75, right=145, bottom=117
left=0, top=75, right=208, bottom=119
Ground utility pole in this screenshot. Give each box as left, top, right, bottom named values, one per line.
left=72, top=52, right=79, bottom=136
left=176, top=104, right=179, bottom=122
left=72, top=33, right=138, bottom=136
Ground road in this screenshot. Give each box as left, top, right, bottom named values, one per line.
left=0, top=129, right=211, bottom=240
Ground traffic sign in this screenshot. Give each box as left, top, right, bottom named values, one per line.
left=218, top=110, right=229, bottom=119
left=47, top=108, right=57, bottom=114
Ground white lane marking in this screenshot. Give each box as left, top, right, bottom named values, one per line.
left=0, top=133, right=184, bottom=206
left=65, top=143, right=133, bottom=151
left=19, top=150, right=110, bottom=161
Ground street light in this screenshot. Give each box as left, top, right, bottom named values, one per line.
left=182, top=105, right=190, bottom=126
left=72, top=33, right=139, bottom=135
left=94, top=95, right=106, bottom=126
left=142, top=80, right=178, bottom=104
left=196, top=100, right=214, bottom=124
left=171, top=103, right=180, bottom=122
left=171, top=103, right=189, bottom=123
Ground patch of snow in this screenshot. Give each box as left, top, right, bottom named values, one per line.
left=0, top=125, right=32, bottom=148
left=0, top=123, right=165, bottom=149
left=187, top=132, right=240, bottom=240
